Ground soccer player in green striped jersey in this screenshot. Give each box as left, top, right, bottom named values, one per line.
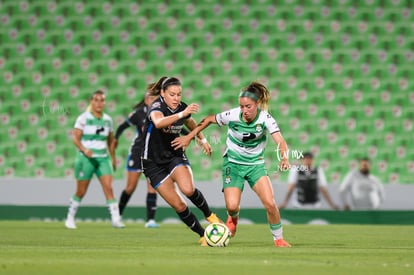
left=172, top=81, right=291, bottom=247
left=64, top=90, right=125, bottom=229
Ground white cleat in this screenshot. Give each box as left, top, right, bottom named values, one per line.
left=112, top=220, right=126, bottom=228
left=145, top=219, right=160, bottom=228
left=65, top=216, right=77, bottom=229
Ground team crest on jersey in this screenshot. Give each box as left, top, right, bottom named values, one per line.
left=152, top=102, right=161, bottom=108
left=255, top=124, right=263, bottom=132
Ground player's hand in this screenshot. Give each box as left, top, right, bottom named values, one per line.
left=83, top=149, right=93, bottom=158
left=201, top=141, right=212, bottom=156
left=112, top=158, right=117, bottom=171
left=183, top=103, right=199, bottom=116
left=171, top=135, right=192, bottom=150
left=278, top=158, right=290, bottom=171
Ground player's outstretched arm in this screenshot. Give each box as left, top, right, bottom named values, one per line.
left=171, top=114, right=216, bottom=151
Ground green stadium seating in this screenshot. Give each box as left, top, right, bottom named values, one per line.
left=1, top=0, right=413, bottom=183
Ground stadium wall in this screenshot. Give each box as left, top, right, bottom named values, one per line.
left=1, top=178, right=413, bottom=224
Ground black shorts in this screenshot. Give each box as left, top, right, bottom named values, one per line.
left=126, top=146, right=143, bottom=172
left=142, top=156, right=190, bottom=189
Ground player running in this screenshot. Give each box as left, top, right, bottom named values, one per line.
left=172, top=81, right=291, bottom=247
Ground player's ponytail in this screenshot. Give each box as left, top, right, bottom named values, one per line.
left=241, top=81, right=271, bottom=111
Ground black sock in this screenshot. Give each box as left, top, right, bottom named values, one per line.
left=146, top=193, right=157, bottom=221
left=187, top=188, right=212, bottom=218
left=177, top=207, right=205, bottom=237
left=119, top=190, right=131, bottom=215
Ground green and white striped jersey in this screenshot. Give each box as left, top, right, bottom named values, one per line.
left=74, top=111, right=113, bottom=158
left=216, top=107, right=280, bottom=165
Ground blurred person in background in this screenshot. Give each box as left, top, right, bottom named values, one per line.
left=279, top=152, right=339, bottom=210
left=339, top=157, right=385, bottom=210
left=65, top=90, right=124, bottom=229
left=111, top=91, right=160, bottom=228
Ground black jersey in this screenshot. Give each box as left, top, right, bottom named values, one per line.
left=128, top=104, right=148, bottom=151
left=114, top=103, right=148, bottom=153
left=297, top=167, right=319, bottom=203
left=128, top=104, right=148, bottom=134
left=142, top=96, right=190, bottom=164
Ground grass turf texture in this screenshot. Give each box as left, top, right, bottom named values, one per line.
left=0, top=221, right=413, bottom=275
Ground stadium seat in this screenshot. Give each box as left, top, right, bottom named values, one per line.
left=1, top=0, right=412, bottom=183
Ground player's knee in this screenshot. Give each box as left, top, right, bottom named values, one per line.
left=264, top=201, right=278, bottom=213
left=173, top=201, right=187, bottom=213
left=125, top=185, right=136, bottom=194
left=226, top=203, right=240, bottom=213
left=180, top=185, right=195, bottom=197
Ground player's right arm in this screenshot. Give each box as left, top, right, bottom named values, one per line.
left=151, top=103, right=199, bottom=129
left=171, top=114, right=217, bottom=151
left=73, top=128, right=92, bottom=158
left=111, top=120, right=130, bottom=151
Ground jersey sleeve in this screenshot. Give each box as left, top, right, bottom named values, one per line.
left=263, top=111, right=280, bottom=134
left=107, top=115, right=113, bottom=133
left=126, top=109, right=141, bottom=126
left=148, top=101, right=163, bottom=120
left=215, top=108, right=238, bottom=127
left=74, top=113, right=86, bottom=130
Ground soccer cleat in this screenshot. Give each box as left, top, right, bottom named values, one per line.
left=145, top=219, right=160, bottom=228
left=65, top=216, right=77, bottom=229
left=199, top=236, right=208, bottom=247
left=206, top=213, right=223, bottom=224
left=274, top=239, right=291, bottom=247
left=112, top=219, right=126, bottom=228
left=226, top=216, right=238, bottom=237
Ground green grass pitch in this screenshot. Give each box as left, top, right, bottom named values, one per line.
left=0, top=221, right=413, bottom=275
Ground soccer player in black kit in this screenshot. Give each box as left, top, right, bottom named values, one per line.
left=141, top=76, right=222, bottom=246
left=111, top=91, right=161, bottom=228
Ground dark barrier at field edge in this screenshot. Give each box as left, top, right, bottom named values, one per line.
left=1, top=205, right=414, bottom=225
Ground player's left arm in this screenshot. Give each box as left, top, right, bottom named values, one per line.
left=107, top=131, right=117, bottom=171
left=172, top=114, right=216, bottom=152
left=184, top=118, right=211, bottom=155
left=270, top=131, right=290, bottom=171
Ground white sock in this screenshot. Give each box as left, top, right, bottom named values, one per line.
left=67, top=195, right=81, bottom=218
left=108, top=200, right=121, bottom=222
left=270, top=222, right=283, bottom=240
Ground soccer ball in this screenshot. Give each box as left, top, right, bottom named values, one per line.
left=204, top=222, right=231, bottom=247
